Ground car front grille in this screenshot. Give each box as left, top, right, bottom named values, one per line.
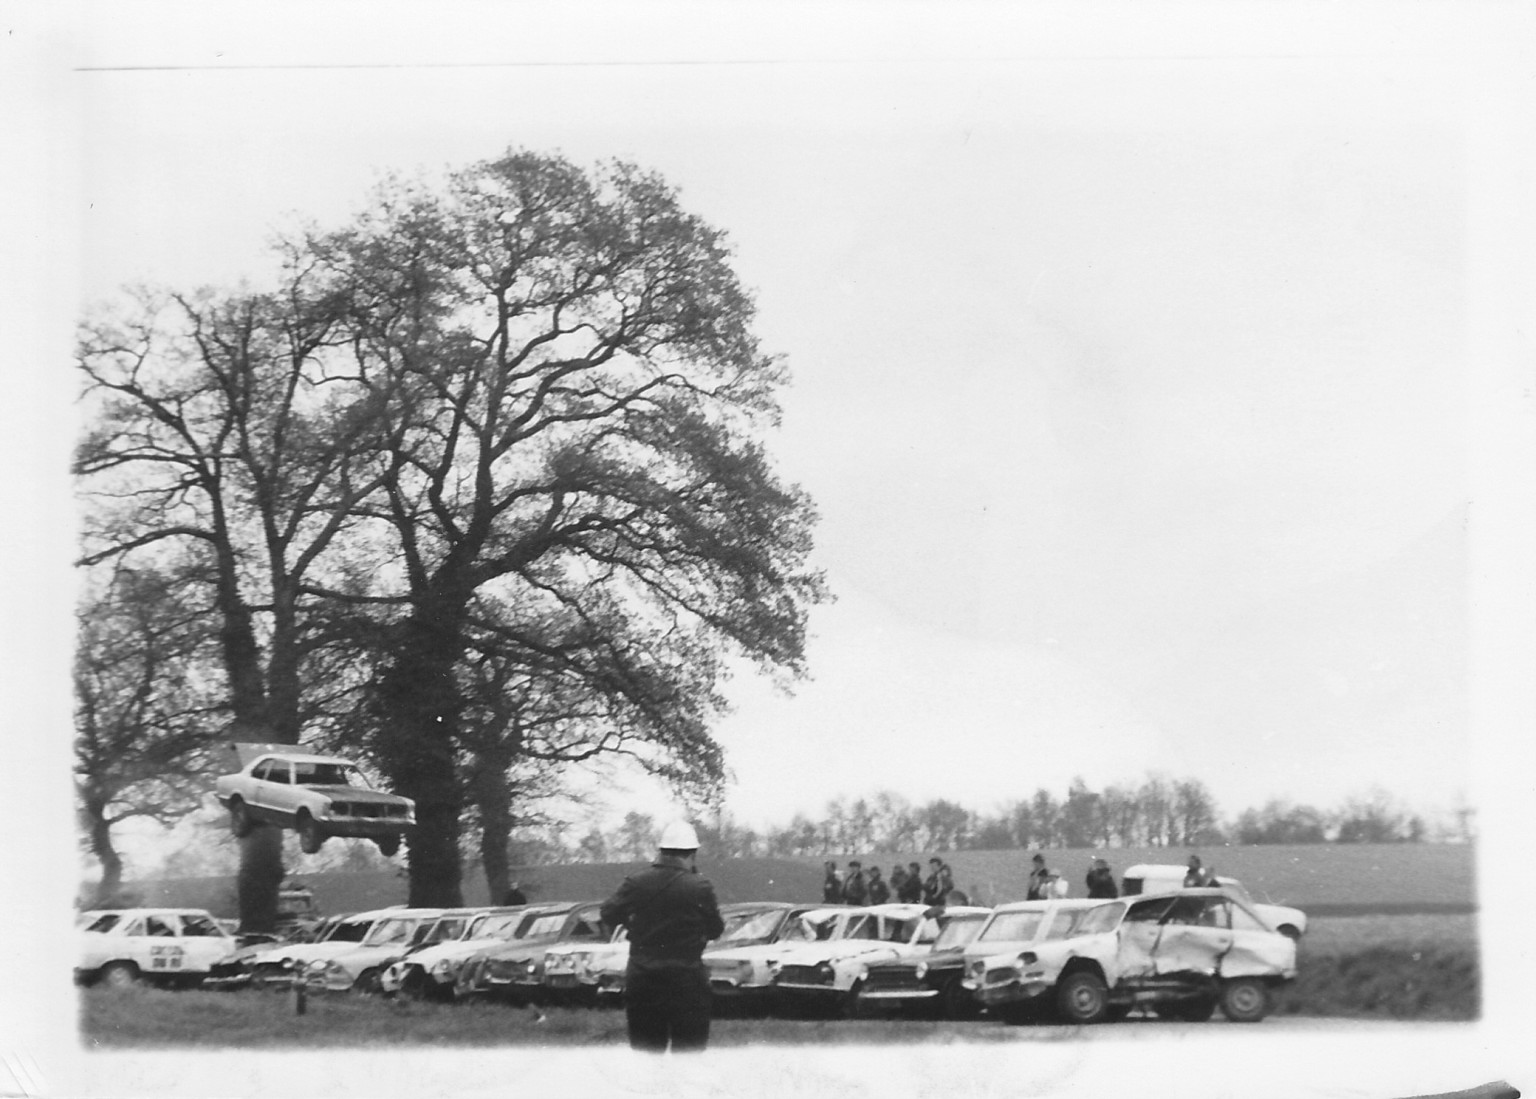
left=776, top=964, right=833, bottom=987
left=330, top=803, right=408, bottom=818
left=861, top=968, right=923, bottom=994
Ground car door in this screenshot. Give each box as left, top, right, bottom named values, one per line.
left=1114, top=896, right=1176, bottom=980
left=1148, top=895, right=1232, bottom=977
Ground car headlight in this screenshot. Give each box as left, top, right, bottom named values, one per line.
left=431, top=958, right=465, bottom=980
left=914, top=963, right=928, bottom=980
left=1019, top=951, right=1037, bottom=966
left=968, top=960, right=985, bottom=980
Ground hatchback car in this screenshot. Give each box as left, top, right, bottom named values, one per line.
left=965, top=890, right=1296, bottom=1024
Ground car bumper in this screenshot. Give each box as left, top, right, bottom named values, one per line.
left=858, top=987, right=940, bottom=1002
left=972, top=976, right=1053, bottom=1007
left=313, top=817, right=412, bottom=839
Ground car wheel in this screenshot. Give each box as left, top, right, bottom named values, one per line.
left=229, top=798, right=255, bottom=838
left=1220, top=978, right=1271, bottom=1023
left=354, top=968, right=383, bottom=994
left=375, top=834, right=401, bottom=857
left=296, top=812, right=325, bottom=854
left=99, top=961, right=140, bottom=990
left=939, top=979, right=977, bottom=1021
left=1055, top=971, right=1110, bottom=1025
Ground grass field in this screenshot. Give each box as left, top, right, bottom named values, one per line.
left=124, top=842, right=1477, bottom=919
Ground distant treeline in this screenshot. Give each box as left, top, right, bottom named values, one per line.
left=521, top=776, right=1468, bottom=865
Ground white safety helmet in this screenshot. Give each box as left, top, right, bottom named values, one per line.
left=658, top=819, right=701, bottom=851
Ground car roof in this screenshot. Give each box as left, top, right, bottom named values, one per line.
left=83, top=908, right=217, bottom=918
left=251, top=751, right=355, bottom=766
left=991, top=898, right=1108, bottom=913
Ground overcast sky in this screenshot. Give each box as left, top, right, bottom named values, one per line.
left=6, top=3, right=1536, bottom=1095
left=44, top=5, right=1508, bottom=840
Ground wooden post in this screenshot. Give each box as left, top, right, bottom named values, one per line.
left=295, top=979, right=307, bottom=1015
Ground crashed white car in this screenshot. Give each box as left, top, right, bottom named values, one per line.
left=1120, top=863, right=1308, bottom=939
left=771, top=903, right=991, bottom=1014
left=381, top=908, right=531, bottom=1000
left=77, top=909, right=237, bottom=989
left=214, top=748, right=414, bottom=856
left=302, top=908, right=458, bottom=993
left=703, top=904, right=838, bottom=1008
left=242, top=908, right=401, bottom=989
left=965, top=890, right=1297, bottom=1024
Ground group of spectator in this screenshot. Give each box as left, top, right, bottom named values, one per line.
left=821, top=857, right=965, bottom=906
left=818, top=851, right=1218, bottom=907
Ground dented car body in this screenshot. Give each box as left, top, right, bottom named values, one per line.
left=965, top=890, right=1296, bottom=1024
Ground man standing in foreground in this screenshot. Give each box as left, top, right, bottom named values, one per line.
left=601, top=820, right=725, bottom=1053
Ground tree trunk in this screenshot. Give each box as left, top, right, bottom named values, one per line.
left=87, top=805, right=123, bottom=904
left=472, top=758, right=513, bottom=906
left=237, top=826, right=286, bottom=933
left=378, top=596, right=469, bottom=907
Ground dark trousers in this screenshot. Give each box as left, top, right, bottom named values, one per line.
left=624, top=963, right=711, bottom=1053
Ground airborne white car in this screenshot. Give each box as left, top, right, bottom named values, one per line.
left=214, top=747, right=415, bottom=856
left=77, top=909, right=238, bottom=988
left=771, top=903, right=991, bottom=1014
left=1120, top=864, right=1308, bottom=939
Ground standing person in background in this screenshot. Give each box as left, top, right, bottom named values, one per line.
left=842, top=860, right=869, bottom=905
left=1183, top=854, right=1212, bottom=887
left=1085, top=858, right=1118, bottom=899
left=900, top=862, right=924, bottom=903
left=922, top=858, right=954, bottom=906
left=889, top=864, right=908, bottom=902
left=1027, top=853, right=1055, bottom=900
left=866, top=865, right=890, bottom=905
left=501, top=881, right=528, bottom=906
left=601, top=820, right=724, bottom=1053
left=823, top=861, right=843, bottom=903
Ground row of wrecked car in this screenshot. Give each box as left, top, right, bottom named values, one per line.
left=78, top=876, right=1301, bottom=1025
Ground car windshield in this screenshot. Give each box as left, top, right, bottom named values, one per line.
left=519, top=913, right=571, bottom=938
left=977, top=910, right=1048, bottom=943
left=1070, top=902, right=1125, bottom=936
left=471, top=913, right=526, bottom=940
left=932, top=915, right=986, bottom=950
left=363, top=917, right=419, bottom=947
left=326, top=919, right=372, bottom=943
left=716, top=909, right=785, bottom=945
left=293, top=762, right=365, bottom=787
left=783, top=912, right=843, bottom=942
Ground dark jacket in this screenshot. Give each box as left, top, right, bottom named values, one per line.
left=601, top=854, right=725, bottom=969
left=1085, top=867, right=1118, bottom=899
left=866, top=875, right=890, bottom=905
left=842, top=869, right=868, bottom=906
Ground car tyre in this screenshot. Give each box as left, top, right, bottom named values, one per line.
left=100, top=961, right=141, bottom=990
left=375, top=834, right=401, bottom=857
left=1055, top=971, right=1110, bottom=1025
left=939, top=979, right=978, bottom=1021
left=229, top=798, right=255, bottom=838
left=296, top=812, right=325, bottom=854
left=1219, top=978, right=1271, bottom=1023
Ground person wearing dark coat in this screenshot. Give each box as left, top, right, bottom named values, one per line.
left=899, top=862, right=924, bottom=904
left=1027, top=853, right=1055, bottom=900
left=922, top=858, right=954, bottom=906
left=823, top=861, right=843, bottom=903
left=601, top=820, right=725, bottom=1053
left=1085, top=859, right=1118, bottom=899
left=866, top=865, right=890, bottom=905
left=501, top=882, right=528, bottom=906
left=842, top=860, right=869, bottom=905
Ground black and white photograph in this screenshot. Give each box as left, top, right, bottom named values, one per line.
left=3, top=3, right=1534, bottom=1097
